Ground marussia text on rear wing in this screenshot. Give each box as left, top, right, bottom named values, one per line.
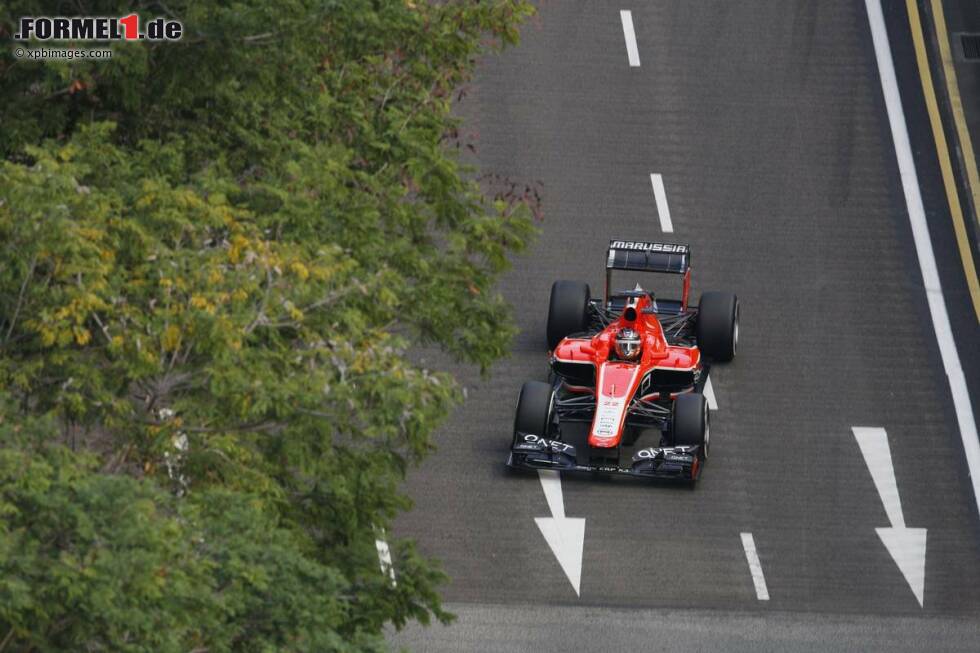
left=607, top=239, right=691, bottom=274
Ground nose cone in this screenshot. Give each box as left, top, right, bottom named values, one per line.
left=589, top=362, right=639, bottom=448
left=589, top=435, right=619, bottom=449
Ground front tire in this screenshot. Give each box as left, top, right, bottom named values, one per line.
left=514, top=381, right=554, bottom=441
left=547, top=281, right=591, bottom=350
left=672, top=393, right=708, bottom=458
left=697, top=292, right=739, bottom=361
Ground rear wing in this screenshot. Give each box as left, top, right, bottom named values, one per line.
left=606, top=240, right=690, bottom=274
left=605, top=240, right=692, bottom=310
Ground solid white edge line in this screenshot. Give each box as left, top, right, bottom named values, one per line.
left=865, top=0, right=980, bottom=518
left=375, top=533, right=397, bottom=584
left=650, top=173, right=674, bottom=233
left=740, top=532, right=770, bottom=601
left=620, top=10, right=641, bottom=67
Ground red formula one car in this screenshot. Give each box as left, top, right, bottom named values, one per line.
left=507, top=240, right=739, bottom=482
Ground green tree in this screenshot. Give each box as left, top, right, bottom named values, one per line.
left=0, top=414, right=381, bottom=652
left=0, top=1, right=536, bottom=650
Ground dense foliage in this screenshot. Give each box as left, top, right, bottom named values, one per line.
left=0, top=1, right=535, bottom=650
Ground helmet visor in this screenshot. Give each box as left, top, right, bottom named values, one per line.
left=616, top=334, right=642, bottom=360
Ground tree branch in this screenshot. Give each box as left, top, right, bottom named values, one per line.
left=0, top=627, right=15, bottom=653
left=5, top=252, right=37, bottom=343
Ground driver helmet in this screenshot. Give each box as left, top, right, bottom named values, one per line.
left=614, top=327, right=642, bottom=361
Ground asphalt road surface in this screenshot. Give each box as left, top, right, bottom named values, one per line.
left=391, top=1, right=980, bottom=650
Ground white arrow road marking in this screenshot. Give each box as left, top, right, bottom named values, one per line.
left=704, top=375, right=718, bottom=410
left=853, top=427, right=905, bottom=528
left=620, top=10, right=641, bottom=67
left=538, top=468, right=565, bottom=519
left=650, top=173, right=673, bottom=233
left=375, top=531, right=397, bottom=585
left=740, top=533, right=769, bottom=601
left=853, top=427, right=926, bottom=606
left=876, top=527, right=927, bottom=608
left=535, top=470, right=585, bottom=596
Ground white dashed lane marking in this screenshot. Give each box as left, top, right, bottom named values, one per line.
left=620, top=10, right=641, bottom=67
left=740, top=532, right=770, bottom=601
left=650, top=173, right=673, bottom=233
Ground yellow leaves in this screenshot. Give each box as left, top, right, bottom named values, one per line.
left=232, top=288, right=249, bottom=303
left=57, top=143, right=77, bottom=162
left=38, top=326, right=57, bottom=347
left=140, top=349, right=159, bottom=366
left=174, top=188, right=204, bottom=211
left=36, top=293, right=108, bottom=348
left=309, top=264, right=332, bottom=282
left=162, top=324, right=182, bottom=353
left=219, top=205, right=240, bottom=230
left=289, top=261, right=310, bottom=281
left=307, top=254, right=351, bottom=283
left=228, top=235, right=249, bottom=264
left=76, top=226, right=105, bottom=242
left=208, top=268, right=224, bottom=285
left=189, top=295, right=209, bottom=310
left=189, top=295, right=216, bottom=315
left=154, top=410, right=184, bottom=436
left=135, top=191, right=157, bottom=210
left=33, top=323, right=84, bottom=348
left=288, top=305, right=304, bottom=322
left=73, top=327, right=91, bottom=346
left=85, top=292, right=108, bottom=312
left=351, top=356, right=366, bottom=375
left=136, top=178, right=166, bottom=210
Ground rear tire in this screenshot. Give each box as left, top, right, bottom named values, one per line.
left=672, top=393, right=708, bottom=458
left=513, top=381, right=554, bottom=441
left=547, top=281, right=591, bottom=350
left=697, top=292, right=739, bottom=362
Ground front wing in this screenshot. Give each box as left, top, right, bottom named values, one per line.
left=507, top=432, right=702, bottom=481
